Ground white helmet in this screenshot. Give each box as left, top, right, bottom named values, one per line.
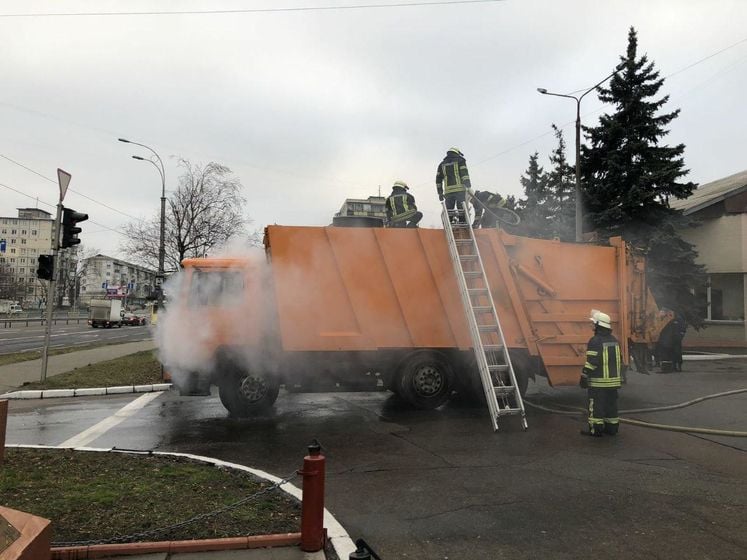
left=393, top=180, right=409, bottom=190
left=590, top=309, right=612, bottom=329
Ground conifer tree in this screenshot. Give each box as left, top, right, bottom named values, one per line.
left=545, top=125, right=575, bottom=241
left=515, top=152, right=551, bottom=238
left=582, top=27, right=705, bottom=327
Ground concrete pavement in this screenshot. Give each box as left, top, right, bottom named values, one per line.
left=0, top=340, right=156, bottom=393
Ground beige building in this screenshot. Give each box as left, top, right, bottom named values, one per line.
left=671, top=169, right=747, bottom=343
left=0, top=208, right=60, bottom=309
left=335, top=196, right=387, bottom=220
left=79, top=254, right=157, bottom=308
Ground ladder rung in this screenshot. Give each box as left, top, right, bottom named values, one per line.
left=487, top=364, right=508, bottom=372
left=496, top=408, right=524, bottom=416
left=483, top=344, right=504, bottom=351
left=459, top=254, right=478, bottom=260
left=478, top=324, right=498, bottom=332
left=463, top=271, right=482, bottom=277
left=472, top=306, right=493, bottom=312
left=455, top=239, right=474, bottom=244
left=493, top=385, right=516, bottom=395
left=468, top=288, right=489, bottom=294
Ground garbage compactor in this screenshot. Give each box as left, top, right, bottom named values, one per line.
left=161, top=225, right=665, bottom=416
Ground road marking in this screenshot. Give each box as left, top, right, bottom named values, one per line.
left=57, top=392, right=163, bottom=448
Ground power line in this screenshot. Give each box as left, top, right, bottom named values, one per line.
left=0, top=153, right=144, bottom=223
left=0, top=181, right=128, bottom=238
left=0, top=0, right=505, bottom=18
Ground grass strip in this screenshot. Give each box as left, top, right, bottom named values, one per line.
left=19, top=350, right=163, bottom=390
left=0, top=342, right=131, bottom=367
left=0, top=448, right=300, bottom=543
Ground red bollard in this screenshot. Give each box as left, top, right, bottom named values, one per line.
left=0, top=399, right=8, bottom=465
left=299, top=440, right=325, bottom=552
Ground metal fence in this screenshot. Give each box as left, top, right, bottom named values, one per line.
left=0, top=312, right=88, bottom=328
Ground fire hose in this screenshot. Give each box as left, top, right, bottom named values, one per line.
left=523, top=387, right=747, bottom=437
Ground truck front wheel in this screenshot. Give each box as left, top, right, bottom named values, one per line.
left=397, top=351, right=453, bottom=409
left=218, top=371, right=280, bottom=417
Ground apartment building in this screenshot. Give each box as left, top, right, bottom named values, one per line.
left=335, top=196, right=387, bottom=220
left=79, top=254, right=157, bottom=308
left=0, top=208, right=61, bottom=308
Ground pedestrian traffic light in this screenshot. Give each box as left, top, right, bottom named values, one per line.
left=61, top=207, right=88, bottom=249
left=37, top=254, right=54, bottom=280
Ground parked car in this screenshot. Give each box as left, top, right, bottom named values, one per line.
left=122, top=313, right=147, bottom=326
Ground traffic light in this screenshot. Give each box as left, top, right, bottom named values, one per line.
left=37, top=254, right=54, bottom=280
left=61, top=207, right=88, bottom=249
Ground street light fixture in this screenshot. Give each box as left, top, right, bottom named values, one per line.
left=537, top=62, right=626, bottom=242
left=118, top=138, right=166, bottom=319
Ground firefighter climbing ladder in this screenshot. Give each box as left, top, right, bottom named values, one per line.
left=441, top=201, right=528, bottom=431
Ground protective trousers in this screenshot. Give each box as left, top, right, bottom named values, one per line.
left=586, top=387, right=619, bottom=435
left=445, top=191, right=467, bottom=223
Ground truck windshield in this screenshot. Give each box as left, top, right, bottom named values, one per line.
left=190, top=269, right=245, bottom=307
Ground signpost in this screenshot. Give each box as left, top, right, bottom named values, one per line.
left=40, top=169, right=72, bottom=382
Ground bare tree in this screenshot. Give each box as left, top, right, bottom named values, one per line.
left=121, top=159, right=250, bottom=271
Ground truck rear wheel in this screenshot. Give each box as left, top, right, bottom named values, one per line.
left=218, top=371, right=280, bottom=417
left=397, top=351, right=453, bottom=409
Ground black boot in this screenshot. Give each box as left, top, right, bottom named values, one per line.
left=580, top=429, right=603, bottom=437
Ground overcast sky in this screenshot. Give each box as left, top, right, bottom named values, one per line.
left=1, top=0, right=745, bottom=259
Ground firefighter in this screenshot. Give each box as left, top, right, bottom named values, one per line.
left=579, top=310, right=623, bottom=437
left=436, top=147, right=471, bottom=223
left=385, top=180, right=422, bottom=228
left=471, top=190, right=506, bottom=228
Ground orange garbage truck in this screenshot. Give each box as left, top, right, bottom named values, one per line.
left=160, top=224, right=665, bottom=417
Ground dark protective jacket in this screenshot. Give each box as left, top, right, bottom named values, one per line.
left=386, top=186, right=418, bottom=223
left=582, top=330, right=622, bottom=388
left=473, top=191, right=506, bottom=221
left=436, top=152, right=471, bottom=197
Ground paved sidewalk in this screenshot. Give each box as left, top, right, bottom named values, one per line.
left=0, top=340, right=156, bottom=393
left=104, top=548, right=325, bottom=560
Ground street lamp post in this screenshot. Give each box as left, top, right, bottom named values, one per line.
left=117, top=138, right=166, bottom=317
left=537, top=62, right=626, bottom=242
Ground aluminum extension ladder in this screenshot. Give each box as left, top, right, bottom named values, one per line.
left=441, top=200, right=528, bottom=431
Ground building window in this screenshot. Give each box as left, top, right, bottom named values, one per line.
left=21, top=230, right=26, bottom=235
left=21, top=239, right=26, bottom=245
left=31, top=230, right=37, bottom=236
left=696, top=273, right=745, bottom=322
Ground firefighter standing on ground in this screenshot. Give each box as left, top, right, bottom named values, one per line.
left=472, top=190, right=506, bottom=228
left=580, top=310, right=623, bottom=437
left=436, top=147, right=471, bottom=223
left=385, top=180, right=423, bottom=228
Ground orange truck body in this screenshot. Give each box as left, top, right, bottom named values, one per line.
left=172, top=225, right=662, bottom=413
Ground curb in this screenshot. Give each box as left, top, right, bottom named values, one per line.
left=8, top=444, right=356, bottom=560
left=0, top=384, right=172, bottom=400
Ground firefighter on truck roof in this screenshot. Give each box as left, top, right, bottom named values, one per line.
left=436, top=147, right=471, bottom=223
left=385, top=180, right=423, bottom=228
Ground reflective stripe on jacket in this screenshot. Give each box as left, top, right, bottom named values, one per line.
left=436, top=154, right=471, bottom=196
left=583, top=332, right=622, bottom=388
left=387, top=192, right=417, bottom=222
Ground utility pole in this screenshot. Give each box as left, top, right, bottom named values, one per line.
left=40, top=169, right=71, bottom=382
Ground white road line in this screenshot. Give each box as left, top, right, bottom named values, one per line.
left=57, top=392, right=163, bottom=448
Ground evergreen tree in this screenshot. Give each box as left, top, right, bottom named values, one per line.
left=515, top=152, right=551, bottom=238
left=582, top=27, right=705, bottom=327
left=545, top=124, right=575, bottom=241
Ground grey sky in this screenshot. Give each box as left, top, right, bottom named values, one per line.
left=1, top=0, right=745, bottom=259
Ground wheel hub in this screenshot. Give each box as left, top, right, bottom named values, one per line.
left=413, top=365, right=443, bottom=397
left=239, top=375, right=268, bottom=403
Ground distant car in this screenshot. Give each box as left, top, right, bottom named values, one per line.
left=122, top=313, right=147, bottom=326
left=9, top=305, right=23, bottom=314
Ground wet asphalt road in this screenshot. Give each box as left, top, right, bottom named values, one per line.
left=0, top=322, right=151, bottom=354
left=6, top=358, right=747, bottom=559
